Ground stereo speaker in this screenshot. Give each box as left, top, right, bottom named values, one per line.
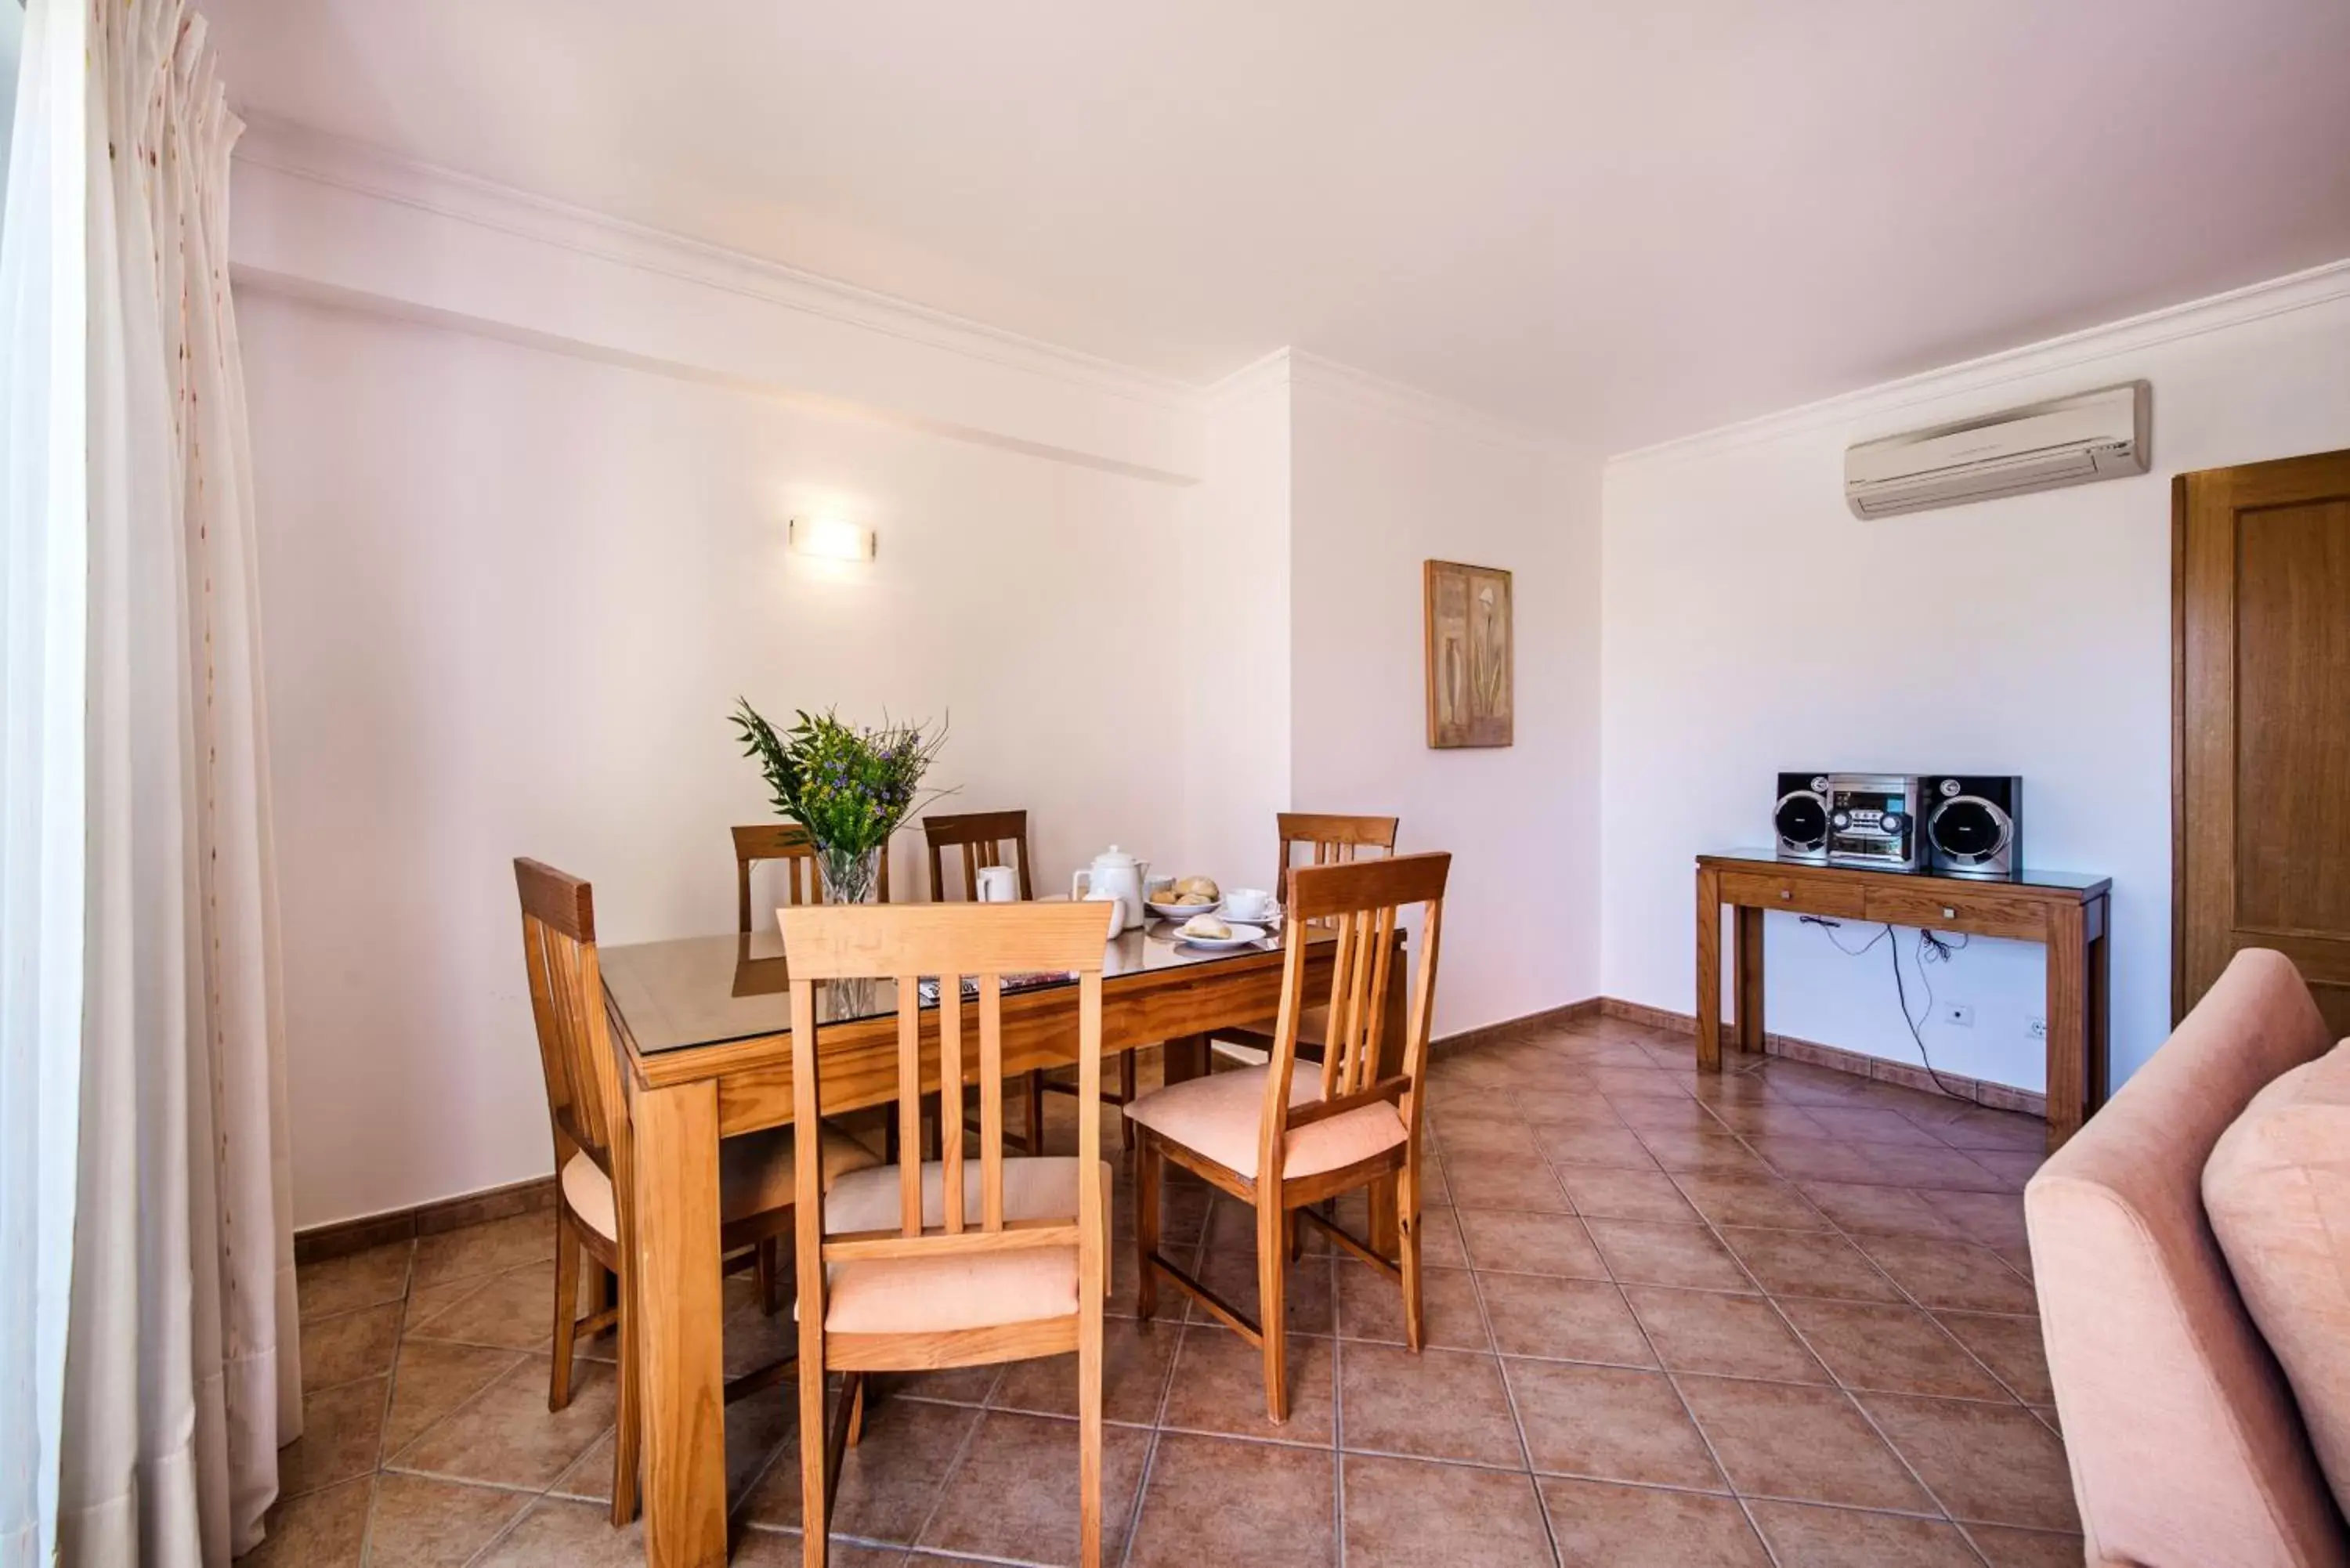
left=1921, top=775, right=2022, bottom=878
left=1773, top=772, right=1832, bottom=860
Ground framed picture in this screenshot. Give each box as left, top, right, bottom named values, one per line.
left=1423, top=559, right=1513, bottom=749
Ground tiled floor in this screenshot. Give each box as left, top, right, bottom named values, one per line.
left=247, top=1018, right=2079, bottom=1567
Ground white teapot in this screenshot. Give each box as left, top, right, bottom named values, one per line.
left=1071, top=846, right=1151, bottom=932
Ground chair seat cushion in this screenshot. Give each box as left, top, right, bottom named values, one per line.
left=1122, top=1064, right=1405, bottom=1181
left=560, top=1120, right=882, bottom=1242
left=2205, top=1036, right=2350, bottom=1520
left=818, top=1156, right=1109, bottom=1335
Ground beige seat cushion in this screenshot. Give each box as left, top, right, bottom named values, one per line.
left=818, top=1157, right=1109, bottom=1335
left=1122, top=1064, right=1405, bottom=1180
left=2207, top=1036, right=2350, bottom=1521
left=2026, top=948, right=2350, bottom=1568
left=560, top=1120, right=882, bottom=1242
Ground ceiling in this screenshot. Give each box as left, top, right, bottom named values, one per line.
left=197, top=0, right=2350, bottom=452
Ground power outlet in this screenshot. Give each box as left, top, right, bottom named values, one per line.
left=2026, top=1016, right=2048, bottom=1040
left=1939, top=1003, right=1975, bottom=1028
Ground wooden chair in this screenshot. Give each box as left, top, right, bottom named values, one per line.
left=785, top=900, right=1112, bottom=1568
left=921, top=811, right=1057, bottom=1153
left=1126, top=851, right=1450, bottom=1422
left=1213, top=812, right=1401, bottom=1067
left=733, top=822, right=892, bottom=933
left=514, top=859, right=881, bottom=1523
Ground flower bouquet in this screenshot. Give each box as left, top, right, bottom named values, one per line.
left=730, top=700, right=950, bottom=904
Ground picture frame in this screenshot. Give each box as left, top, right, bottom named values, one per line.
left=1423, top=559, right=1513, bottom=749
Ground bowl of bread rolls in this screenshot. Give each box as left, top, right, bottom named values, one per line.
left=1145, top=875, right=1222, bottom=921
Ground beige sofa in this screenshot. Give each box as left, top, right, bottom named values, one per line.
left=2028, top=948, right=2350, bottom=1567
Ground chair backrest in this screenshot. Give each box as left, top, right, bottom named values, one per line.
left=782, top=902, right=1109, bottom=1303
left=924, top=809, right=1033, bottom=903
left=1276, top=812, right=1400, bottom=925
left=734, top=822, right=893, bottom=932
left=1260, top=851, right=1450, bottom=1179
left=515, top=858, right=627, bottom=1181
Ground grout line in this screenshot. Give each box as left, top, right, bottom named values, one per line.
left=1455, top=1215, right=1564, bottom=1567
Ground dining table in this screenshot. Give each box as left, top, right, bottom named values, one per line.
left=601, top=909, right=1410, bottom=1568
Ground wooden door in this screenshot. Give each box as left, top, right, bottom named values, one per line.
left=2177, top=449, right=2350, bottom=1033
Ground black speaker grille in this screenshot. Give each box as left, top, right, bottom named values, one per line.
left=1931, top=799, right=2010, bottom=860
left=1775, top=793, right=1828, bottom=852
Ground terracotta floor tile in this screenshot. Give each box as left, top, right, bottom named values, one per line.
left=1338, top=1261, right=1490, bottom=1350
left=1697, top=1100, right=1831, bottom=1139
left=1607, top=1097, right=1728, bottom=1136
left=1456, top=1208, right=1611, bottom=1279
left=410, top=1212, right=557, bottom=1290
left=1668, top=1173, right=1828, bottom=1231
left=240, top=1476, right=372, bottom=1568
left=1855, top=1234, right=2040, bottom=1314
left=363, top=1472, right=531, bottom=1568
left=1777, top=1299, right=2012, bottom=1400
left=1622, top=1288, right=1827, bottom=1383
left=1716, top=1228, right=1904, bottom=1304
left=1430, top=1113, right=1544, bottom=1160
left=1535, top=1122, right=1661, bottom=1171
left=1799, top=1105, right=1956, bottom=1147
left=1933, top=1110, right=2055, bottom=1154
left=1161, top=1325, right=1336, bottom=1443
left=1744, top=1500, right=1982, bottom=1566
left=1842, top=1142, right=2011, bottom=1192
left=1513, top=1086, right=1622, bottom=1128
left=741, top=1392, right=978, bottom=1540
left=1506, top=1360, right=1724, bottom=1488
left=1585, top=1220, right=1757, bottom=1292
left=916, top=1411, right=1150, bottom=1566
left=301, top=1302, right=404, bottom=1391
left=1557, top=1165, right=1700, bottom=1223
left=1633, top=1129, right=1774, bottom=1179
left=1442, top=1151, right=1574, bottom=1210
left=1340, top=1454, right=1556, bottom=1568
left=1340, top=1344, right=1524, bottom=1467
left=1675, top=1376, right=1931, bottom=1512
left=388, top=1357, right=613, bottom=1491
left=990, top=1317, right=1177, bottom=1425
left=1918, top=1188, right=2032, bottom=1250
left=296, top=1242, right=414, bottom=1321
left=277, top=1376, right=390, bottom=1498
left=1417, top=1203, right=1470, bottom=1267
left=863, top=1360, right=1002, bottom=1409
left=732, top=1534, right=902, bottom=1568
left=1859, top=1392, right=2081, bottom=1530
left=1934, top=1312, right=2053, bottom=1404
left=1797, top=1183, right=1963, bottom=1240
left=1190, top=1230, right=1336, bottom=1335
left=1541, top=1477, right=1769, bottom=1567
left=402, top=1259, right=558, bottom=1352
left=1969, top=1150, right=2044, bottom=1189
left=1477, top=1273, right=1655, bottom=1367
left=381, top=1339, right=530, bottom=1453
left=1965, top=1523, right=2092, bottom=1566
left=469, top=1498, right=642, bottom=1568
left=1744, top=1135, right=1885, bottom=1184
left=1126, top=1433, right=1335, bottom=1568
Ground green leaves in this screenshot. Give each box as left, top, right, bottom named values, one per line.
left=730, top=699, right=951, bottom=858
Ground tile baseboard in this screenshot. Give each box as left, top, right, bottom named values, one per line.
left=1594, top=998, right=2047, bottom=1116
left=295, top=1173, right=559, bottom=1266
left=1432, top=999, right=1603, bottom=1056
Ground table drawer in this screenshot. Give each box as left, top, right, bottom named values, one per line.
left=1862, top=884, right=2049, bottom=941
left=1719, top=869, right=1864, bottom=919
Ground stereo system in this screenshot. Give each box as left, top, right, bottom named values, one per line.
left=1773, top=772, right=2022, bottom=878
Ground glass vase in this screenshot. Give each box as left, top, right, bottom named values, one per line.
left=817, top=843, right=884, bottom=906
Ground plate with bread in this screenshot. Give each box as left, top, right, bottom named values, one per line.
left=1146, top=875, right=1224, bottom=922
left=1164, top=911, right=1267, bottom=950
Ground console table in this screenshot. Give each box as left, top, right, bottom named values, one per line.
left=1694, top=849, right=2113, bottom=1149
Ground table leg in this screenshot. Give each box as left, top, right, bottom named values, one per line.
left=1695, top=866, right=1724, bottom=1073
left=1734, top=905, right=1766, bottom=1056
left=2087, top=896, right=2111, bottom=1118
left=1368, top=952, right=1409, bottom=1261
left=2044, top=901, right=2088, bottom=1151
left=1162, top=1033, right=1210, bottom=1086
left=630, top=1078, right=728, bottom=1568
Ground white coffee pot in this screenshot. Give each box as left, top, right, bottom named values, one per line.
left=1071, top=846, right=1151, bottom=932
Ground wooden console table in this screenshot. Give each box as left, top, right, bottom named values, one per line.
left=1694, top=849, right=2112, bottom=1149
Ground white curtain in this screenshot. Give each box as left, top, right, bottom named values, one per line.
left=2, top=2, right=301, bottom=1563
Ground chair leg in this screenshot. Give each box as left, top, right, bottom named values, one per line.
left=1025, top=1069, right=1047, bottom=1154
left=799, top=1260, right=830, bottom=1568
left=1078, top=1255, right=1105, bottom=1568
left=846, top=1374, right=866, bottom=1449
left=1256, top=1190, right=1289, bottom=1424
left=754, top=1237, right=779, bottom=1317
left=1133, top=1136, right=1161, bottom=1321
left=1118, top=1055, right=1137, bottom=1151
left=1399, top=1165, right=1425, bottom=1354
left=611, top=1260, right=642, bottom=1527
left=550, top=1212, right=581, bottom=1412
left=1285, top=1209, right=1303, bottom=1263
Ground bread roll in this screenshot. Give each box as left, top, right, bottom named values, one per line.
left=1180, top=913, right=1231, bottom=940
left=1176, top=876, right=1220, bottom=899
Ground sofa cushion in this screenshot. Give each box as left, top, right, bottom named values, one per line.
left=2207, top=1037, right=2350, bottom=1522
left=2026, top=947, right=2349, bottom=1568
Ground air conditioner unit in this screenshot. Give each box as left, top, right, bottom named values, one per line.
left=1845, top=381, right=2149, bottom=519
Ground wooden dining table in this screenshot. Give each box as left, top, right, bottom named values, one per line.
left=602, top=911, right=1408, bottom=1568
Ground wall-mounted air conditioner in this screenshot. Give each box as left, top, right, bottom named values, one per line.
left=1845, top=381, right=2150, bottom=519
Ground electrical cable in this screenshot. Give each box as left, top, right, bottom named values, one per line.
left=1801, top=916, right=1971, bottom=1100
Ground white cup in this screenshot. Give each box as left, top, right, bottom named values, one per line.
left=1224, top=886, right=1274, bottom=922
left=976, top=865, right=1018, bottom=903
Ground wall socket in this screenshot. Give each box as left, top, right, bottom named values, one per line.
left=2026, top=1016, right=2048, bottom=1040
left=1938, top=1003, right=1974, bottom=1028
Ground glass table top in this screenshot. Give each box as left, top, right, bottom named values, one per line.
left=603, top=916, right=1329, bottom=1054
left=1703, top=847, right=2110, bottom=893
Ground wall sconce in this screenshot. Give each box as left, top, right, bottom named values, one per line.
left=790, top=517, right=875, bottom=562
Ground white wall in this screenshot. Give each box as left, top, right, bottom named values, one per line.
left=1290, top=360, right=1603, bottom=1035
left=1600, top=269, right=2350, bottom=1093
left=244, top=293, right=1192, bottom=1227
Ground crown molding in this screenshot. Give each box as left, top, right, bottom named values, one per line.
left=1285, top=349, right=1562, bottom=455
left=1200, top=347, right=1295, bottom=414
left=1608, top=257, right=2350, bottom=471
left=232, top=117, right=1206, bottom=421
